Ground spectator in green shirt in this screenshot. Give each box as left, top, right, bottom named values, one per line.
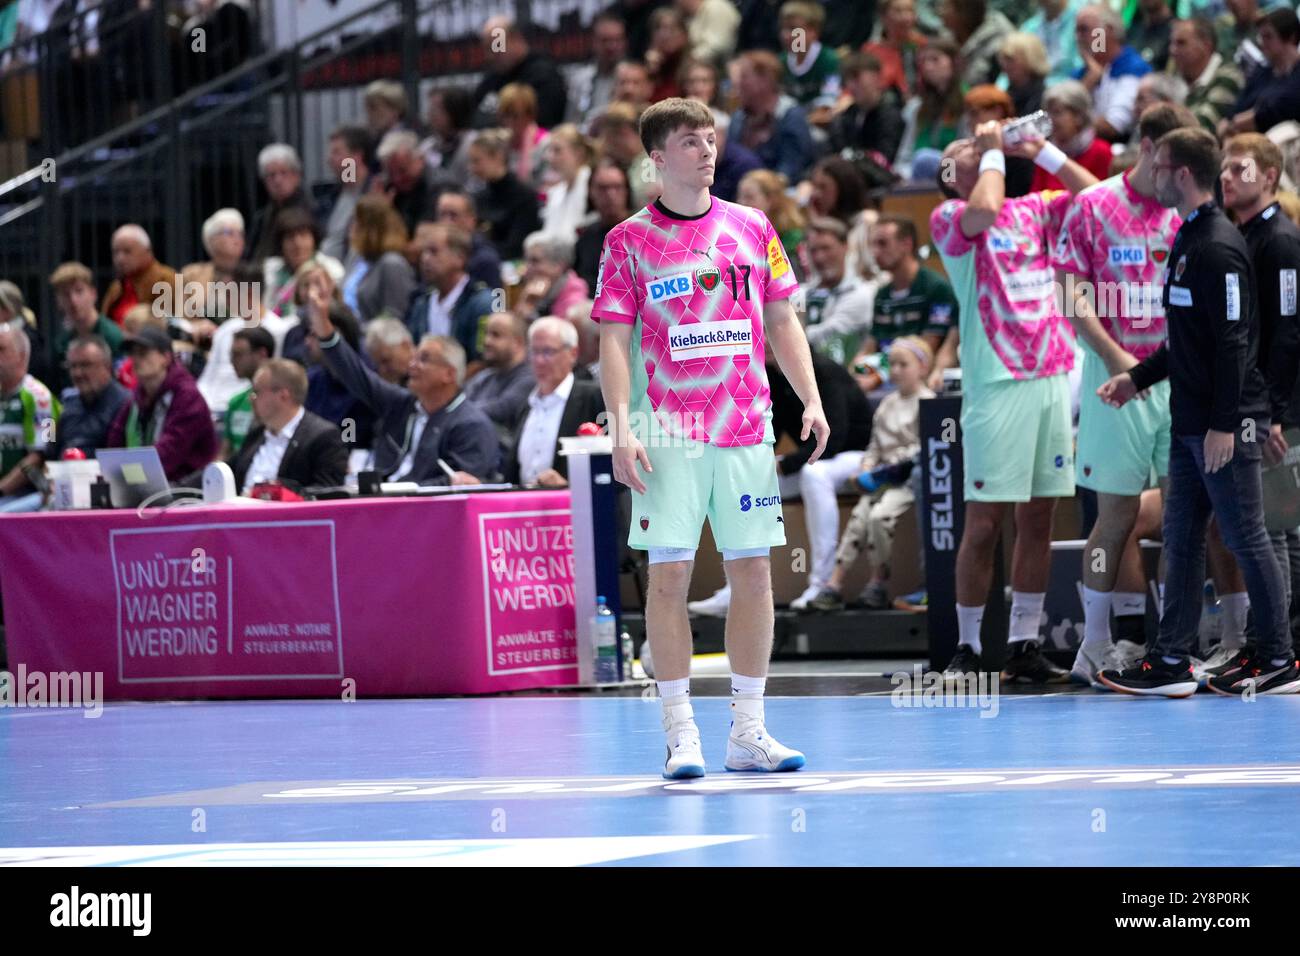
left=779, top=1, right=841, bottom=114
left=50, top=261, right=124, bottom=391
left=223, top=325, right=276, bottom=458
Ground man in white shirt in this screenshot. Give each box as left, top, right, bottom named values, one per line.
left=463, top=317, right=605, bottom=487
left=801, top=217, right=876, bottom=367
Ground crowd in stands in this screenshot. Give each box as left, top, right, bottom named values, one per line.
left=5, top=0, right=1300, bottom=623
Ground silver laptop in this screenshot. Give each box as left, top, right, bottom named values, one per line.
left=95, top=447, right=173, bottom=508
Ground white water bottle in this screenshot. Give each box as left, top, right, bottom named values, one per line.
left=593, top=596, right=618, bottom=684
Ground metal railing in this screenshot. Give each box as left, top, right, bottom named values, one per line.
left=0, top=0, right=597, bottom=376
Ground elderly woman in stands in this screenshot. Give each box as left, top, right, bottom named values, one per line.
left=511, top=232, right=589, bottom=325
left=180, top=208, right=246, bottom=345
left=342, top=195, right=416, bottom=323
left=262, top=208, right=344, bottom=319
left=1032, top=79, right=1116, bottom=192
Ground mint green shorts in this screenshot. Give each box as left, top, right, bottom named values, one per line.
left=961, top=374, right=1075, bottom=502
left=629, top=438, right=788, bottom=553
left=1075, top=345, right=1171, bottom=495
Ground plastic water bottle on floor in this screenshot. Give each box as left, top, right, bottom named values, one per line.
left=620, top=630, right=634, bottom=681
left=593, top=596, right=618, bottom=684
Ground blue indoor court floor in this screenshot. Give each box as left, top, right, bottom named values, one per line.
left=3, top=688, right=1300, bottom=866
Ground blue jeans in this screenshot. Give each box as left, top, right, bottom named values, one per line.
left=1156, top=429, right=1291, bottom=660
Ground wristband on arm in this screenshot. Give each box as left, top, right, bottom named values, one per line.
left=978, top=149, right=1006, bottom=176
left=1033, top=141, right=1067, bottom=175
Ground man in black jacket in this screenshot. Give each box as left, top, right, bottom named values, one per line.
left=231, top=360, right=349, bottom=494
left=828, top=53, right=905, bottom=167
left=466, top=130, right=542, bottom=261
left=1217, top=133, right=1300, bottom=664
left=472, top=16, right=568, bottom=129
left=305, top=284, right=499, bottom=486
left=1098, top=126, right=1298, bottom=697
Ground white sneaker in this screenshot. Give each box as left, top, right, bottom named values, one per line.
left=1070, top=641, right=1108, bottom=688
left=1191, top=642, right=1247, bottom=687
left=1198, top=641, right=1246, bottom=682
left=1104, top=639, right=1147, bottom=674
left=725, top=697, right=805, bottom=773
left=789, top=583, right=823, bottom=611
left=662, top=701, right=705, bottom=779
left=687, top=585, right=731, bottom=618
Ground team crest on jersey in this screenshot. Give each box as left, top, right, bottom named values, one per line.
left=696, top=267, right=722, bottom=293
left=1174, top=255, right=1187, bottom=281
left=1149, top=241, right=1169, bottom=265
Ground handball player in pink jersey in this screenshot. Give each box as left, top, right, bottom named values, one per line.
left=592, top=98, right=828, bottom=779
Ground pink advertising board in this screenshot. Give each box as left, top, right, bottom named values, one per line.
left=0, top=493, right=579, bottom=698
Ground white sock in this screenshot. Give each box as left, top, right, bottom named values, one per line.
left=957, top=604, right=984, bottom=655
left=1113, top=591, right=1146, bottom=618
left=1081, top=586, right=1113, bottom=651
left=658, top=678, right=691, bottom=705
left=730, top=672, right=765, bottom=697
left=1220, top=592, right=1249, bottom=649
left=1009, top=591, right=1046, bottom=644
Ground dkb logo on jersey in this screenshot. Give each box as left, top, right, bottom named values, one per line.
left=1109, top=245, right=1146, bottom=266
left=740, top=494, right=782, bottom=512
left=646, top=272, right=694, bottom=303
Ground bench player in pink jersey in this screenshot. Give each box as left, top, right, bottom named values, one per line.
left=929, top=121, right=1101, bottom=683
left=593, top=98, right=829, bottom=779
left=1053, top=103, right=1199, bottom=686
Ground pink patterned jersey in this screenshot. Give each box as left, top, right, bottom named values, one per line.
left=929, top=190, right=1077, bottom=386
left=1052, top=171, right=1181, bottom=361
left=592, top=198, right=799, bottom=446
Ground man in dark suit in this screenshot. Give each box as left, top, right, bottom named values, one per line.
left=231, top=360, right=349, bottom=494
left=306, top=282, right=499, bottom=485
left=498, top=317, right=605, bottom=488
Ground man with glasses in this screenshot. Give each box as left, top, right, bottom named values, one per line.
left=1098, top=126, right=1299, bottom=697
left=53, top=335, right=127, bottom=460
left=460, top=316, right=604, bottom=488
left=230, top=359, right=349, bottom=495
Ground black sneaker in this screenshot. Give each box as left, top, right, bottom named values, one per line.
left=1001, top=640, right=1071, bottom=684
left=1097, top=655, right=1198, bottom=698
left=941, top=644, right=983, bottom=680
left=808, top=588, right=844, bottom=613
left=1208, top=654, right=1300, bottom=696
